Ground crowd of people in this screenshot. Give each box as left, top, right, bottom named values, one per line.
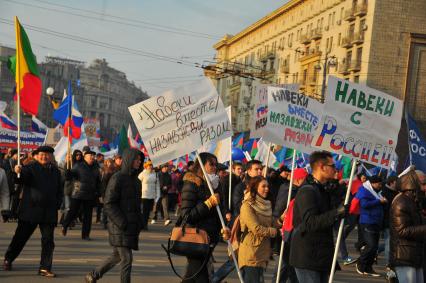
left=0, top=145, right=425, bottom=283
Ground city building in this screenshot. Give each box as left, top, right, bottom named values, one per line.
left=207, top=0, right=426, bottom=135
left=79, top=58, right=149, bottom=140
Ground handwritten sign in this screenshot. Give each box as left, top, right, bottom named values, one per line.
left=250, top=83, right=299, bottom=139
left=312, top=76, right=403, bottom=168
left=263, top=86, right=323, bottom=153
left=129, top=79, right=232, bottom=166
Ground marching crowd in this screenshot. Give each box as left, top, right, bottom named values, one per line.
left=0, top=146, right=425, bottom=283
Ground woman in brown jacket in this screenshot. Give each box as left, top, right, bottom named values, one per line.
left=390, top=169, right=426, bottom=283
left=238, top=176, right=277, bottom=283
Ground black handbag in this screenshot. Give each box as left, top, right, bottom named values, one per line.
left=161, top=213, right=213, bottom=280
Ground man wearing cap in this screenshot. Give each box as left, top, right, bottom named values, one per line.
left=3, top=146, right=62, bottom=277
left=355, top=175, right=387, bottom=277
left=62, top=149, right=102, bottom=240
left=272, top=168, right=308, bottom=283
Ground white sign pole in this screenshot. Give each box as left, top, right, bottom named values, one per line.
left=328, top=158, right=357, bottom=283
left=275, top=149, right=297, bottom=283
left=263, top=142, right=273, bottom=178
left=196, top=152, right=244, bottom=283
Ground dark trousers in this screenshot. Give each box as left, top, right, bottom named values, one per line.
left=272, top=241, right=298, bottom=283
left=294, top=268, right=328, bottom=283
left=5, top=221, right=55, bottom=270
left=183, top=257, right=210, bottom=283
left=359, top=224, right=380, bottom=271
left=212, top=259, right=234, bottom=283
left=95, top=246, right=133, bottom=283
left=241, top=266, right=265, bottom=283
left=141, top=198, right=154, bottom=229
left=62, top=198, right=94, bottom=238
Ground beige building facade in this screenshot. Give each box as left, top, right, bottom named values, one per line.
left=207, top=0, right=426, bottom=134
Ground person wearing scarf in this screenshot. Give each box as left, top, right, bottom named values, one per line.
left=238, top=176, right=277, bottom=283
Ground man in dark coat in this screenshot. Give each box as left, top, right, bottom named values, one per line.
left=3, top=146, right=62, bottom=277
left=85, top=148, right=143, bottom=283
left=62, top=150, right=102, bottom=240
left=290, top=151, right=348, bottom=283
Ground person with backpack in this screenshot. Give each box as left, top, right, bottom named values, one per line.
left=85, top=148, right=143, bottom=283
left=238, top=175, right=277, bottom=283
left=272, top=168, right=308, bottom=283
left=289, top=151, right=348, bottom=283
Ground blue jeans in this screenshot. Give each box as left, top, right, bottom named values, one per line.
left=358, top=224, right=380, bottom=271
left=212, top=259, right=234, bottom=283
left=395, top=266, right=424, bottom=283
left=338, top=214, right=357, bottom=259
left=294, top=268, right=328, bottom=283
left=241, top=266, right=265, bottom=283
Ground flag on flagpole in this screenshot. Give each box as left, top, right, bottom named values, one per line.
left=406, top=111, right=426, bottom=173
left=127, top=124, right=139, bottom=149
left=232, top=133, right=244, bottom=149
left=31, top=115, right=47, bottom=134
left=118, top=125, right=129, bottom=154
left=9, top=17, right=42, bottom=115
left=0, top=112, right=17, bottom=130
left=53, top=81, right=83, bottom=142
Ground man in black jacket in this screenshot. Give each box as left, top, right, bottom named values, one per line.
left=290, top=151, right=348, bottom=283
left=85, top=148, right=143, bottom=283
left=153, top=164, right=172, bottom=226
left=381, top=175, right=398, bottom=266
left=3, top=146, right=62, bottom=277
left=62, top=150, right=102, bottom=240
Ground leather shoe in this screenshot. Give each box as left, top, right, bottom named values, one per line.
left=3, top=259, right=11, bottom=271
left=38, top=269, right=56, bottom=277
left=85, top=271, right=98, bottom=283
left=61, top=226, right=67, bottom=236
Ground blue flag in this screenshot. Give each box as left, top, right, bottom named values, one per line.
left=406, top=111, right=426, bottom=173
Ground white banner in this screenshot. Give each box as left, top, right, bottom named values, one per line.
left=129, top=79, right=232, bottom=166
left=198, top=107, right=232, bottom=163
left=250, top=83, right=298, bottom=139
left=264, top=86, right=323, bottom=153
left=312, top=76, right=403, bottom=168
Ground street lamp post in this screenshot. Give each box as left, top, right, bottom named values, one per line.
left=315, top=52, right=336, bottom=102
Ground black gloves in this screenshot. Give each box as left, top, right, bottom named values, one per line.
left=336, top=203, right=350, bottom=219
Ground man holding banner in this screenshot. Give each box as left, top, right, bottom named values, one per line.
left=289, top=151, right=348, bottom=283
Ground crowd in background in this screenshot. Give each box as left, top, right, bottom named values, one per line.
left=0, top=146, right=425, bottom=283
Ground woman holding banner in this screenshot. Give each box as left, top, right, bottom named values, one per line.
left=180, top=152, right=223, bottom=283
left=238, top=176, right=277, bottom=283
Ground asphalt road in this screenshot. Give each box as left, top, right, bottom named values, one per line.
left=0, top=217, right=387, bottom=283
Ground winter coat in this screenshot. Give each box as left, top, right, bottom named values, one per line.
left=238, top=194, right=276, bottom=268
left=289, top=177, right=339, bottom=272
left=273, top=182, right=297, bottom=219
left=15, top=161, right=63, bottom=224
left=0, top=168, right=9, bottom=211
left=357, top=186, right=384, bottom=226
left=220, top=174, right=241, bottom=214
left=382, top=185, right=399, bottom=229
left=101, top=171, right=115, bottom=198
left=170, top=172, right=182, bottom=194
left=66, top=161, right=101, bottom=200
left=232, top=174, right=251, bottom=217
left=138, top=170, right=160, bottom=201
left=180, top=171, right=222, bottom=244
left=158, top=171, right=172, bottom=196
left=390, top=191, right=426, bottom=268
left=104, top=149, right=143, bottom=250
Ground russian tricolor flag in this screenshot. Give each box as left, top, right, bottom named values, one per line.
left=53, top=81, right=83, bottom=142
left=0, top=112, right=17, bottom=130
left=31, top=115, right=48, bottom=134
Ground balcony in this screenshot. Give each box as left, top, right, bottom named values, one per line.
left=299, top=49, right=322, bottom=62
left=310, top=28, right=323, bottom=40
left=344, top=9, right=356, bottom=21
left=266, top=51, right=276, bottom=59
left=351, top=32, right=365, bottom=45
left=300, top=34, right=311, bottom=45
left=341, top=35, right=354, bottom=48
left=338, top=61, right=350, bottom=75
left=349, top=60, right=361, bottom=72
left=354, top=4, right=368, bottom=16
left=280, top=63, right=290, bottom=73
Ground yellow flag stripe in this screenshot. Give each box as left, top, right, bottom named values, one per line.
left=15, top=16, right=30, bottom=93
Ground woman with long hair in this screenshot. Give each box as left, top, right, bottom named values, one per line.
left=390, top=169, right=426, bottom=283
left=180, top=152, right=222, bottom=282
left=238, top=176, right=277, bottom=283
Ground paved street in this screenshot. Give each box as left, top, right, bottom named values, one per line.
left=0, top=218, right=386, bottom=283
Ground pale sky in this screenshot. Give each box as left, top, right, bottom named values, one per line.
left=0, top=0, right=288, bottom=97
